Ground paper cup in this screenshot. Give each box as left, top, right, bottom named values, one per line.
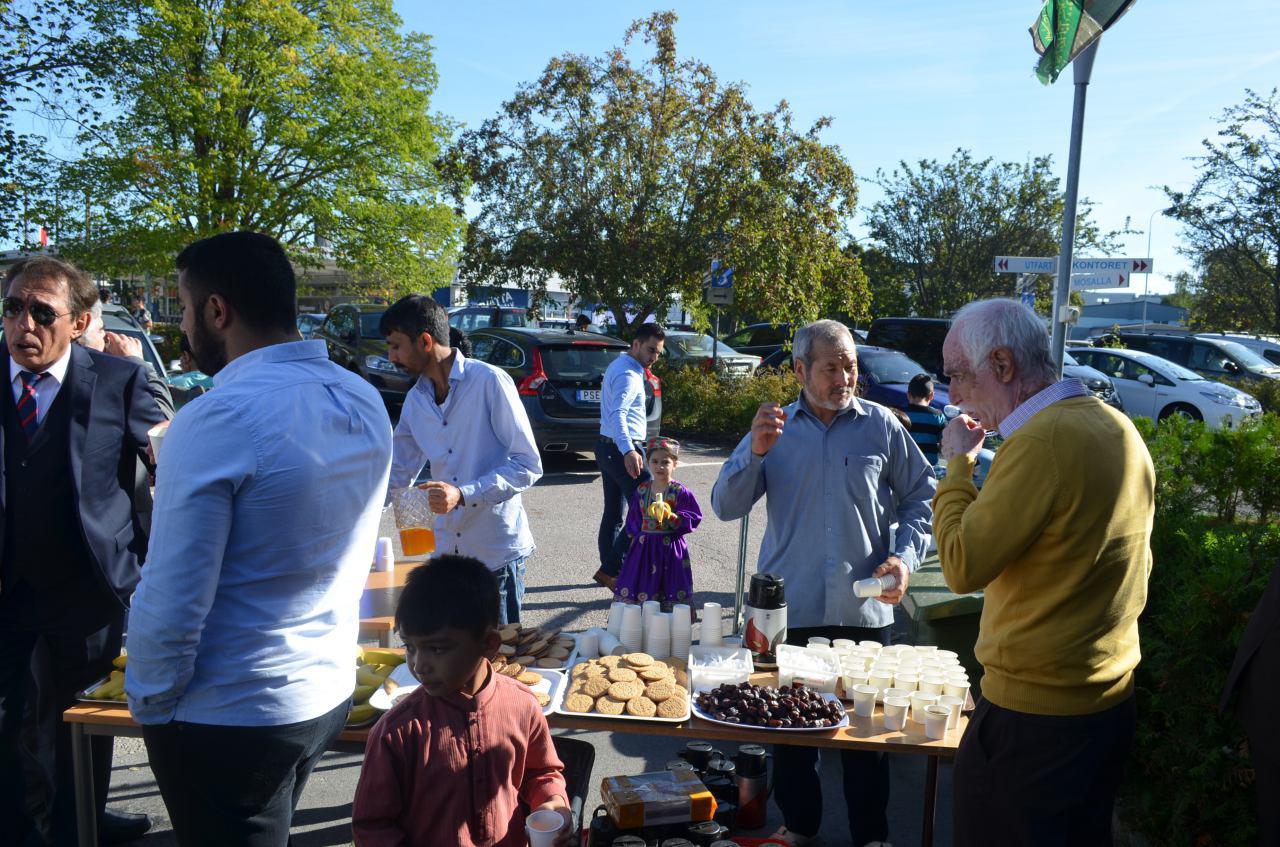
left=919, top=674, right=946, bottom=696
left=851, top=684, right=878, bottom=717
left=937, top=695, right=965, bottom=730
left=525, top=809, right=565, bottom=847
left=868, top=670, right=894, bottom=697
left=598, top=631, right=622, bottom=658
left=858, top=640, right=884, bottom=652
left=606, top=602, right=626, bottom=636
left=147, top=421, right=170, bottom=462
left=924, top=704, right=951, bottom=739
left=577, top=629, right=600, bottom=659
left=832, top=638, right=856, bottom=651
left=700, top=603, right=723, bottom=645
left=893, top=671, right=919, bottom=692
left=807, top=636, right=831, bottom=647
left=374, top=536, right=394, bottom=572
left=883, top=696, right=910, bottom=731
left=910, top=691, right=939, bottom=723
left=944, top=680, right=970, bottom=702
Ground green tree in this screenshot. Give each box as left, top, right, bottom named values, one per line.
left=62, top=0, right=462, bottom=291
left=1164, top=89, right=1280, bottom=334
left=446, top=12, right=866, bottom=339
left=866, top=150, right=1118, bottom=318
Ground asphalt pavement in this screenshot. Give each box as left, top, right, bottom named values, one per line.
left=104, top=440, right=954, bottom=846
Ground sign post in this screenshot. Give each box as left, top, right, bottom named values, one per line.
left=705, top=262, right=734, bottom=361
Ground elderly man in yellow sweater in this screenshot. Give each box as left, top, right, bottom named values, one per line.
left=932, top=298, right=1154, bottom=847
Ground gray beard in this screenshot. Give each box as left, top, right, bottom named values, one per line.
left=803, top=386, right=853, bottom=412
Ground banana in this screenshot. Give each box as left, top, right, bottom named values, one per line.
left=357, top=665, right=391, bottom=686
left=111, top=652, right=128, bottom=670
left=93, top=671, right=126, bottom=700
left=90, top=680, right=118, bottom=700
left=374, top=663, right=398, bottom=676
left=352, top=684, right=377, bottom=703
left=360, top=649, right=405, bottom=666
left=354, top=643, right=365, bottom=663
left=347, top=704, right=376, bottom=725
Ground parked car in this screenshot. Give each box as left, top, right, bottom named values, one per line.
left=1070, top=347, right=1261, bottom=429
left=468, top=328, right=661, bottom=454
left=447, top=305, right=535, bottom=332
left=1061, top=351, right=1125, bottom=412
left=296, top=311, right=327, bottom=339
left=100, top=304, right=167, bottom=376
left=720, top=321, right=866, bottom=360
left=757, top=346, right=952, bottom=412
left=661, top=331, right=760, bottom=375
left=1116, top=332, right=1280, bottom=383
left=1195, top=332, right=1280, bottom=367
left=317, top=303, right=414, bottom=412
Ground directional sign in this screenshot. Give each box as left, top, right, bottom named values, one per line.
left=994, top=256, right=1058, bottom=274
left=1020, top=291, right=1037, bottom=308
left=1070, top=257, right=1152, bottom=274
left=1070, top=272, right=1129, bottom=290
left=712, top=267, right=734, bottom=288
left=706, top=286, right=734, bottom=306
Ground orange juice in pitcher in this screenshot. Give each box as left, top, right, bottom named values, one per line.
left=399, top=526, right=436, bottom=556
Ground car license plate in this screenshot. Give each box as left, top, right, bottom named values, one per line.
left=576, top=389, right=601, bottom=403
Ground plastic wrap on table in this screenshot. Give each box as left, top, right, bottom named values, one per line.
left=601, top=768, right=717, bottom=829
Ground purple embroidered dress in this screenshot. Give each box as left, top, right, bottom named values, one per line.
left=615, top=479, right=703, bottom=605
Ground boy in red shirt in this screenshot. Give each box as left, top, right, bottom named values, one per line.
left=353, top=555, right=573, bottom=846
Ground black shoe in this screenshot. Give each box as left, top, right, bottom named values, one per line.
left=99, top=809, right=152, bottom=845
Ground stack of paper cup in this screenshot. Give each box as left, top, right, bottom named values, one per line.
left=641, top=600, right=660, bottom=636
left=700, top=602, right=723, bottom=646
left=620, top=604, right=644, bottom=652
left=606, top=602, right=626, bottom=637
left=670, top=606, right=692, bottom=660
left=374, top=537, right=395, bottom=572
left=599, top=631, right=623, bottom=657
left=645, top=612, right=671, bottom=658
left=577, top=629, right=601, bottom=660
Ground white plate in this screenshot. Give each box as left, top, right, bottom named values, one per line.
left=508, top=632, right=578, bottom=673
left=552, top=659, right=689, bottom=723
left=691, top=690, right=850, bottom=733
left=369, top=665, right=565, bottom=718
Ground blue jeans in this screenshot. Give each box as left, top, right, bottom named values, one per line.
left=594, top=439, right=650, bottom=578
left=496, top=556, right=528, bottom=625
left=773, top=624, right=893, bottom=843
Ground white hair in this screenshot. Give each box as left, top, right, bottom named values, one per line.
left=950, top=298, right=1056, bottom=386
left=90, top=300, right=103, bottom=321
left=793, top=320, right=854, bottom=364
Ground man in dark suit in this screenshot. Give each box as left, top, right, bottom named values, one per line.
left=0, top=256, right=165, bottom=846
left=1222, top=561, right=1280, bottom=847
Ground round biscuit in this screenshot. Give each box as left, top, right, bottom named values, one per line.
left=499, top=663, right=523, bottom=678
left=511, top=656, right=535, bottom=667
left=582, top=676, right=611, bottom=697
left=607, top=667, right=637, bottom=683
left=597, top=655, right=622, bottom=668
left=535, top=692, right=551, bottom=707
left=516, top=671, right=542, bottom=685
left=547, top=646, right=571, bottom=660
left=563, top=693, right=594, bottom=713
left=625, top=696, right=657, bottom=717
left=496, top=644, right=515, bottom=656
left=639, top=666, right=673, bottom=682
left=644, top=680, right=677, bottom=702
left=622, top=652, right=654, bottom=668
left=535, top=658, right=562, bottom=669
left=594, top=695, right=626, bottom=715
left=608, top=680, right=643, bottom=700
left=657, top=697, right=687, bottom=719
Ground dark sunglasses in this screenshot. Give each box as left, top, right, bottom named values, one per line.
left=2, top=297, right=70, bottom=327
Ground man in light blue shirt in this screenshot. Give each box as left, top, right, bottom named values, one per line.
left=382, top=295, right=542, bottom=624
left=593, top=322, right=665, bottom=590
left=712, top=320, right=935, bottom=847
left=125, top=232, right=393, bottom=846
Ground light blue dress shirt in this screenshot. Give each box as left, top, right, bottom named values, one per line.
left=599, top=352, right=647, bottom=455
left=126, top=341, right=393, bottom=726
left=711, top=395, right=936, bottom=629
left=388, top=352, right=542, bottom=568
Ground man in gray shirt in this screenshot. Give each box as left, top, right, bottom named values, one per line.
left=712, top=320, right=935, bottom=847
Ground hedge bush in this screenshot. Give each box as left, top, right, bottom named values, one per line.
left=149, top=322, right=184, bottom=364
left=1124, top=413, right=1280, bottom=846
left=655, top=363, right=800, bottom=442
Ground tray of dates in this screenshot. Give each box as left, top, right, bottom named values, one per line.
left=691, top=681, right=849, bottom=732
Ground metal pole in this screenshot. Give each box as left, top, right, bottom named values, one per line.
left=1049, top=38, right=1100, bottom=375
left=1142, top=208, right=1156, bottom=332
left=712, top=309, right=719, bottom=364
left=734, top=514, right=749, bottom=635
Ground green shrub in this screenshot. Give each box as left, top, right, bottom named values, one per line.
left=655, top=363, right=800, bottom=441
left=149, top=322, right=184, bottom=364
left=1124, top=413, right=1280, bottom=846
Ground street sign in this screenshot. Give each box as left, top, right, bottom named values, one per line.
left=1070, top=272, right=1129, bottom=290
left=1020, top=291, right=1036, bottom=308
left=712, top=267, right=734, bottom=288
left=994, top=256, right=1058, bottom=274
left=1070, top=257, right=1152, bottom=273
left=706, top=287, right=734, bottom=306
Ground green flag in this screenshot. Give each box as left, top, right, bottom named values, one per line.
left=1030, top=0, right=1137, bottom=84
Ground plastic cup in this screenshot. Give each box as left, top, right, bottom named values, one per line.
left=607, top=602, right=626, bottom=636
left=832, top=638, right=856, bottom=651
left=807, top=636, right=831, bottom=647
left=937, top=695, right=965, bottom=730
left=577, top=630, right=600, bottom=659
left=924, top=704, right=951, bottom=739
left=700, top=603, right=723, bottom=645
left=374, top=536, right=394, bottom=572
left=851, top=684, right=878, bottom=717
left=883, top=696, right=910, bottom=731
left=525, top=809, right=565, bottom=847
left=919, top=674, right=946, bottom=696
left=858, top=640, right=884, bottom=652
left=911, top=691, right=939, bottom=723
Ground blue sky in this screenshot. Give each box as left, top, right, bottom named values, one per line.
left=402, top=1, right=1280, bottom=295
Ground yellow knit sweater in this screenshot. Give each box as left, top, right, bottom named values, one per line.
left=932, top=396, right=1154, bottom=716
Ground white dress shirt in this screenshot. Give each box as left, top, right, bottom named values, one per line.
left=9, top=345, right=72, bottom=424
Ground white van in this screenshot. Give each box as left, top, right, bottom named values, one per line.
left=1196, top=333, right=1280, bottom=367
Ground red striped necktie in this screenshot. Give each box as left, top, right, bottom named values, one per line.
left=16, top=371, right=46, bottom=442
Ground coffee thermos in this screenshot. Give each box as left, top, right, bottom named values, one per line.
left=733, top=744, right=770, bottom=829
left=743, top=573, right=787, bottom=669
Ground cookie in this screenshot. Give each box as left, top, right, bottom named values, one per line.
left=639, top=666, right=673, bottom=682
left=657, top=697, right=687, bottom=719
left=644, top=680, right=677, bottom=702
left=535, top=692, right=551, bottom=707
left=563, top=692, right=594, bottom=713
left=517, top=671, right=542, bottom=685
left=512, top=656, right=535, bottom=667
left=553, top=638, right=576, bottom=649
left=625, top=696, right=657, bottom=717
left=526, top=639, right=550, bottom=656
left=594, top=695, right=626, bottom=715
left=673, top=670, right=689, bottom=688
left=572, top=663, right=604, bottom=678
left=608, top=680, right=644, bottom=700
left=597, top=655, right=622, bottom=668
left=497, top=644, right=515, bottom=656
left=499, top=630, right=518, bottom=644
left=607, top=667, right=638, bottom=683
left=535, top=658, right=562, bottom=669
left=499, top=663, right=523, bottom=678
left=622, top=652, right=654, bottom=668
left=582, top=676, right=611, bottom=697
left=547, top=646, right=571, bottom=660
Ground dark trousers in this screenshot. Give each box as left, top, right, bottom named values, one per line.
left=1238, top=622, right=1280, bottom=847
left=773, top=624, right=892, bottom=843
left=953, top=694, right=1136, bottom=847
left=594, top=438, right=649, bottom=578
left=143, top=698, right=350, bottom=847
left=0, top=580, right=123, bottom=847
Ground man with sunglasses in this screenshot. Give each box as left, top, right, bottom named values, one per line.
left=1, top=256, right=165, bottom=846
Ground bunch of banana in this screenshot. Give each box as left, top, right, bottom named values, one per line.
left=348, top=646, right=406, bottom=726
left=645, top=499, right=674, bottom=523
left=89, top=670, right=127, bottom=702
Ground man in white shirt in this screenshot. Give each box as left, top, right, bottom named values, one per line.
left=382, top=294, right=542, bottom=624
left=125, top=231, right=393, bottom=846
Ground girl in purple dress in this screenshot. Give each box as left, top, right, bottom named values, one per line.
left=615, top=437, right=703, bottom=608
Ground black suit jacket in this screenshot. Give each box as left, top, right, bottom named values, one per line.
left=1, top=344, right=166, bottom=606
left=1220, top=560, right=1280, bottom=719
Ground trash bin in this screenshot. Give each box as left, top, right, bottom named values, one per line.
left=902, top=554, right=985, bottom=698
